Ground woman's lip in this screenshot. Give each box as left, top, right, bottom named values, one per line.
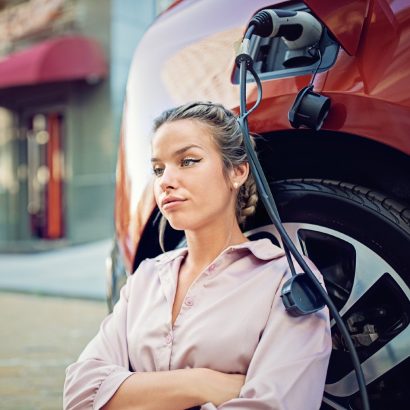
left=162, top=199, right=186, bottom=210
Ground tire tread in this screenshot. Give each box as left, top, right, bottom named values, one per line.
left=272, top=178, right=410, bottom=233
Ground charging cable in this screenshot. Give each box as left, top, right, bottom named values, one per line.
left=236, top=23, right=370, bottom=410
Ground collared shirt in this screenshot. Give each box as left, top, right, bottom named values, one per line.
left=64, top=239, right=332, bottom=409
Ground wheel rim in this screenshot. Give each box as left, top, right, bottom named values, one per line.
left=246, top=222, right=410, bottom=409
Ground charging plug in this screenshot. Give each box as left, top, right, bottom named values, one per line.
left=281, top=273, right=325, bottom=316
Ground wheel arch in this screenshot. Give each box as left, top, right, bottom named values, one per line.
left=257, top=128, right=410, bottom=206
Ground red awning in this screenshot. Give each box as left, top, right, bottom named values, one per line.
left=0, top=36, right=107, bottom=89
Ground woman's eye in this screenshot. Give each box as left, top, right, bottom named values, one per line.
left=181, top=158, right=202, bottom=167
left=153, top=167, right=164, bottom=177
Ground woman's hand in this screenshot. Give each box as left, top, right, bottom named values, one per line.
left=196, top=368, right=246, bottom=406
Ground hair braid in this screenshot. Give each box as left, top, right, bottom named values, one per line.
left=238, top=177, right=258, bottom=225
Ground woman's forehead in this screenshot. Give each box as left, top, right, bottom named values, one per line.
left=152, top=119, right=216, bottom=154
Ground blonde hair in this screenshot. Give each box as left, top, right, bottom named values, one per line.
left=153, top=101, right=258, bottom=251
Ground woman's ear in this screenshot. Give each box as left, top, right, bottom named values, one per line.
left=230, top=162, right=249, bottom=187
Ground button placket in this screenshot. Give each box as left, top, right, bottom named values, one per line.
left=181, top=276, right=203, bottom=310
left=184, top=296, right=194, bottom=307
left=165, top=331, right=173, bottom=345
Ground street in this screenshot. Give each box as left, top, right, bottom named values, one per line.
left=0, top=292, right=107, bottom=410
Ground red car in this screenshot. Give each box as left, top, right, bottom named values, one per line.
left=107, top=1, right=410, bottom=408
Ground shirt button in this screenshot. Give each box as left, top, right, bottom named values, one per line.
left=209, top=263, right=216, bottom=272
left=185, top=296, right=194, bottom=306
left=165, top=333, right=173, bottom=345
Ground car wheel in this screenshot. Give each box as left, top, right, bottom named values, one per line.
left=245, top=179, right=410, bottom=410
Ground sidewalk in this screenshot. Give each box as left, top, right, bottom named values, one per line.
left=0, top=292, right=107, bottom=410
left=0, top=239, right=111, bottom=301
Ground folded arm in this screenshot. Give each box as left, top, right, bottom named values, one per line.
left=63, top=260, right=244, bottom=410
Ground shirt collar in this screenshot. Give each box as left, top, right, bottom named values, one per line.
left=154, top=238, right=285, bottom=265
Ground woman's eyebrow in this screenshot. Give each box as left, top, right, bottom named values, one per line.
left=174, top=144, right=204, bottom=156
left=151, top=144, right=204, bottom=162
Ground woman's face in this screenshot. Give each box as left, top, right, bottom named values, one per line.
left=151, top=119, right=237, bottom=232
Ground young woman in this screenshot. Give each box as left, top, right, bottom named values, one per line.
left=64, top=102, right=332, bottom=410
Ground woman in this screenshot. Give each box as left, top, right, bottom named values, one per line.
left=64, top=102, right=332, bottom=410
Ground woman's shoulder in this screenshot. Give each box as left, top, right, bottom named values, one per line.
left=236, top=238, right=285, bottom=261
left=125, top=248, right=188, bottom=293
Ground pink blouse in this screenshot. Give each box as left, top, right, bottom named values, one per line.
left=64, top=239, right=332, bottom=409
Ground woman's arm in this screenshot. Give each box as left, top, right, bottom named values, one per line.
left=203, top=260, right=332, bottom=410
left=64, top=260, right=245, bottom=410
left=64, top=266, right=140, bottom=410
left=102, top=368, right=245, bottom=410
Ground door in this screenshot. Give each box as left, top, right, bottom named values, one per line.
left=26, top=112, right=65, bottom=239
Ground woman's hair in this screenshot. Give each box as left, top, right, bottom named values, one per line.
left=153, top=101, right=258, bottom=251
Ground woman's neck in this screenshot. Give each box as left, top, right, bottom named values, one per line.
left=183, top=218, right=248, bottom=276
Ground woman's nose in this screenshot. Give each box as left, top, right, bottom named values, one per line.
left=159, top=166, right=178, bottom=191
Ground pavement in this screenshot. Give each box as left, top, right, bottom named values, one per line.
left=0, top=292, right=107, bottom=410
left=0, top=239, right=112, bottom=301
left=0, top=240, right=112, bottom=408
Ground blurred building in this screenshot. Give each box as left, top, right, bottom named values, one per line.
left=0, top=0, right=171, bottom=252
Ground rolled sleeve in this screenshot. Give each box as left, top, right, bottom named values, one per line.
left=214, top=262, right=332, bottom=410
left=63, top=261, right=147, bottom=410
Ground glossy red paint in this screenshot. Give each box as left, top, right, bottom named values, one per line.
left=114, top=103, right=156, bottom=273
left=115, top=0, right=410, bottom=273
left=305, top=0, right=371, bottom=55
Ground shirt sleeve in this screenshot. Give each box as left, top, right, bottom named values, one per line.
left=63, top=261, right=147, bottom=410
left=203, top=260, right=332, bottom=410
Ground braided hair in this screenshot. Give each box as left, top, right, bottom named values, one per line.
left=153, top=101, right=259, bottom=250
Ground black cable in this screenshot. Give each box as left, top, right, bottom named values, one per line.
left=238, top=58, right=370, bottom=410
left=309, top=47, right=322, bottom=87
left=238, top=62, right=297, bottom=277
left=242, top=64, right=262, bottom=119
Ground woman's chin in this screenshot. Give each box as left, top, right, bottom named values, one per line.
left=166, top=219, right=189, bottom=232
left=167, top=218, right=202, bottom=232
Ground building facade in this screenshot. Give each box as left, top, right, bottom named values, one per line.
left=0, top=0, right=169, bottom=251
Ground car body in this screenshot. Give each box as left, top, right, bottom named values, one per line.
left=108, top=1, right=410, bottom=408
